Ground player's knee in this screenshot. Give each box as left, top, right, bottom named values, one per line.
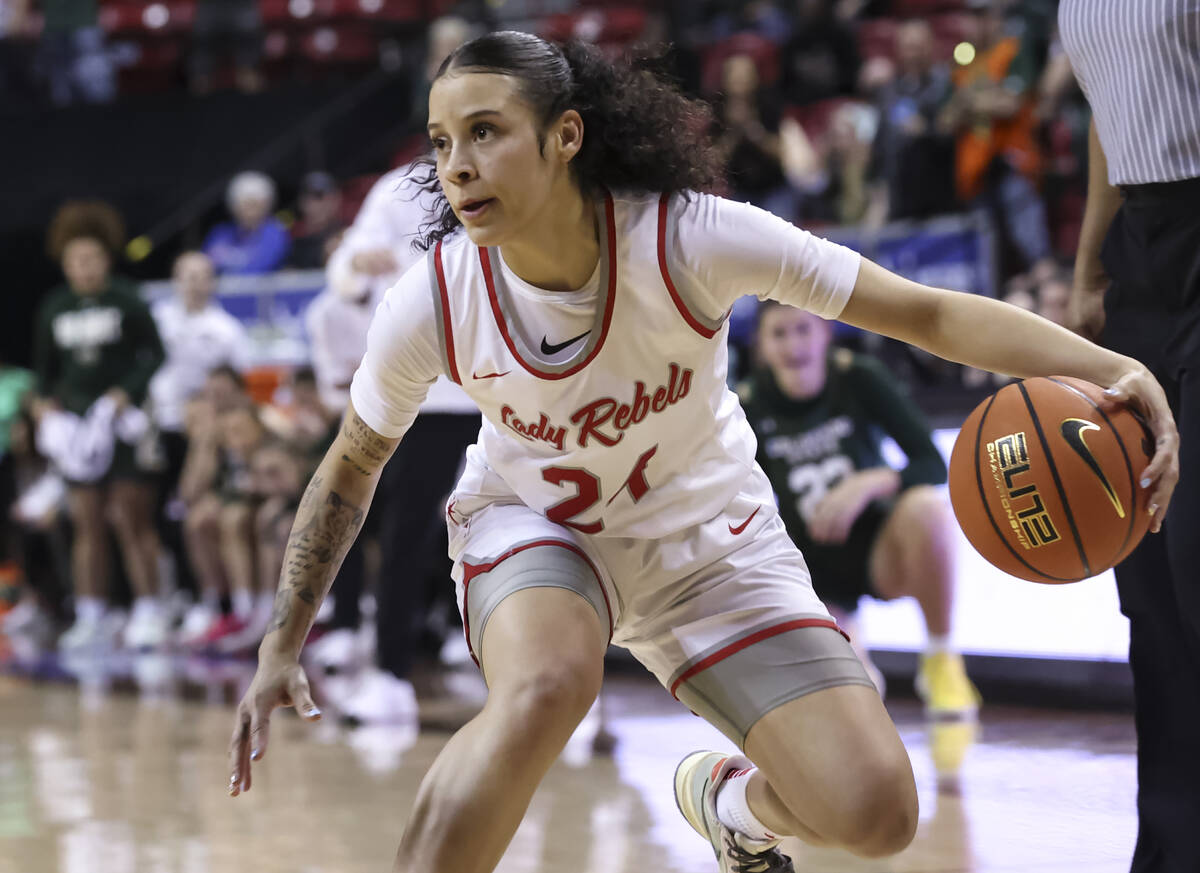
left=827, top=756, right=918, bottom=857
left=491, top=658, right=600, bottom=733
left=897, top=485, right=948, bottom=526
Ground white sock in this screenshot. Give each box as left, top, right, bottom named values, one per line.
left=75, top=596, right=106, bottom=624
left=232, top=590, right=254, bottom=619
left=926, top=634, right=953, bottom=655
left=715, top=766, right=778, bottom=843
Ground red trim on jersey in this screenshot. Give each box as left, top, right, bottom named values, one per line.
left=459, top=538, right=614, bottom=666
left=668, top=618, right=849, bottom=699
left=657, top=193, right=723, bottom=339
left=434, top=240, right=462, bottom=385
left=480, top=192, right=618, bottom=380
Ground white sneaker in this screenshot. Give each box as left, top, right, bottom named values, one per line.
left=177, top=603, right=218, bottom=647
left=59, top=609, right=125, bottom=652
left=2, top=599, right=43, bottom=635
left=674, top=751, right=795, bottom=872
left=338, top=668, right=418, bottom=726
left=308, top=628, right=363, bottom=675
left=123, top=603, right=171, bottom=650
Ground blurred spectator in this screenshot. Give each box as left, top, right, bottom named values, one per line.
left=939, top=0, right=1052, bottom=276
left=259, top=365, right=334, bottom=456
left=203, top=171, right=290, bottom=275
left=0, top=0, right=38, bottom=104
left=180, top=399, right=273, bottom=652
left=867, top=21, right=956, bottom=223
left=287, top=172, right=346, bottom=270
left=784, top=101, right=877, bottom=225
left=704, top=0, right=792, bottom=45
left=175, top=365, right=245, bottom=639
left=33, top=201, right=167, bottom=651
left=150, top=251, right=250, bottom=447
left=188, top=0, right=263, bottom=95
left=0, top=408, right=70, bottom=642
left=309, top=163, right=480, bottom=723
left=0, top=363, right=33, bottom=457
left=250, top=438, right=305, bottom=616
left=1034, top=268, right=1070, bottom=327
left=713, top=52, right=795, bottom=217
left=780, top=0, right=860, bottom=106
left=35, top=0, right=115, bottom=106
left=149, top=250, right=250, bottom=599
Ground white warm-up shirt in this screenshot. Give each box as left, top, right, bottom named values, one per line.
left=149, top=298, right=251, bottom=431
left=351, top=190, right=860, bottom=538
left=323, top=163, right=476, bottom=415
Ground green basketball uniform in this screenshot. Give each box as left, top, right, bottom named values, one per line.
left=740, top=349, right=946, bottom=610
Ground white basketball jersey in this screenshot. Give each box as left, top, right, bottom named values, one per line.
left=431, top=191, right=756, bottom=539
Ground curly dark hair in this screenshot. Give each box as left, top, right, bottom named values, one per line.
left=45, top=200, right=127, bottom=262
left=416, top=31, right=724, bottom=249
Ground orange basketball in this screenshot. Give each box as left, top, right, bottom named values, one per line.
left=948, top=376, right=1154, bottom=584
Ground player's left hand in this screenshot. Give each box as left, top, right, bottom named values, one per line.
left=809, top=469, right=897, bottom=545
left=1102, top=367, right=1179, bottom=534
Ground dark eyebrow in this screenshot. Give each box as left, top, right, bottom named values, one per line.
left=427, top=109, right=502, bottom=133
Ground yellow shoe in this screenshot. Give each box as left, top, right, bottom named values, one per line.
left=929, top=720, right=979, bottom=784
left=915, top=651, right=981, bottom=719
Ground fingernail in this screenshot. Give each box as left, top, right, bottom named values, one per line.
left=1105, top=387, right=1120, bottom=396
left=306, top=706, right=321, bottom=718
left=1149, top=504, right=1158, bottom=516
left=1141, top=477, right=1152, bottom=488
left=251, top=749, right=260, bottom=761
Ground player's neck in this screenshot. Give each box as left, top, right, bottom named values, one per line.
left=499, top=187, right=599, bottom=293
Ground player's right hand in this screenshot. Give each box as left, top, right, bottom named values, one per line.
left=228, top=656, right=321, bottom=797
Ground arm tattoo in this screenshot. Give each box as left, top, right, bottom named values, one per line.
left=341, top=414, right=391, bottom=468
left=264, top=475, right=366, bottom=639
left=341, top=453, right=371, bottom=477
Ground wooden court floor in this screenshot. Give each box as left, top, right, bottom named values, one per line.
left=0, top=652, right=1138, bottom=873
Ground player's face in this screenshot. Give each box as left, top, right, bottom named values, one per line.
left=174, top=252, right=216, bottom=310
left=758, top=306, right=832, bottom=384
left=428, top=72, right=573, bottom=247
left=62, top=237, right=111, bottom=296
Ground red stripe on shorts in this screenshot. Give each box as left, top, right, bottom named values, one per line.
left=669, top=618, right=849, bottom=699
left=460, top=539, right=614, bottom=667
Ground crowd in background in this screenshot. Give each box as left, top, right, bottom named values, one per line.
left=0, top=0, right=1095, bottom=718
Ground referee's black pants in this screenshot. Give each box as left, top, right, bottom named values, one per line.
left=373, top=412, right=480, bottom=680
left=1101, top=176, right=1200, bottom=873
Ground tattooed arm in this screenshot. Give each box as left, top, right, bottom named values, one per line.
left=259, top=402, right=400, bottom=660
left=228, top=402, right=399, bottom=797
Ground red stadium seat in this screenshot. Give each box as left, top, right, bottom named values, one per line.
left=539, top=7, right=648, bottom=47
left=856, top=17, right=898, bottom=61
left=297, top=23, right=378, bottom=64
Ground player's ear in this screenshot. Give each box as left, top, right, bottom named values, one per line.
left=551, top=110, right=584, bottom=164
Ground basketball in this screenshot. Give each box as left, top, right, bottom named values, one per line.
left=948, top=376, right=1154, bottom=584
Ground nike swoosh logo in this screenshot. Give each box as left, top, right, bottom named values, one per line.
left=728, top=506, right=761, bottom=535
left=1060, top=418, right=1125, bottom=518
left=472, top=369, right=510, bottom=380
left=540, top=330, right=591, bottom=356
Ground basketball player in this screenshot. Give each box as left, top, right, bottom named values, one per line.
left=744, top=301, right=975, bottom=715
left=229, top=33, right=1179, bottom=873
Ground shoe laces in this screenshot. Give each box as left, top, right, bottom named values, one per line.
left=723, top=834, right=793, bottom=872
